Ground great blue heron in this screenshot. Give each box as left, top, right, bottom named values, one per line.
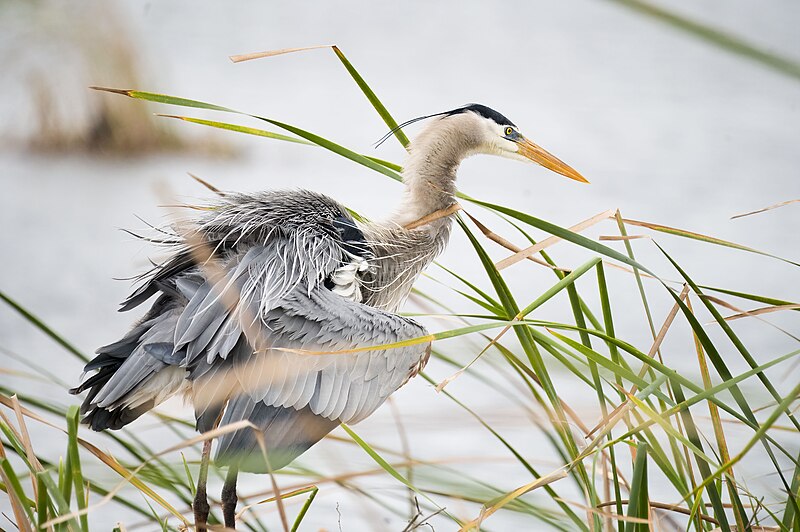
left=70, top=103, right=586, bottom=529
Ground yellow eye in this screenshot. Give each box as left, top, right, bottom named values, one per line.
left=505, top=127, right=514, bottom=136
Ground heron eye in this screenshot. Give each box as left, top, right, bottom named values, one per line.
left=505, top=127, right=514, bottom=136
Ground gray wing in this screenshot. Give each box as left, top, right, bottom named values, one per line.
left=237, top=279, right=429, bottom=424
left=180, top=245, right=430, bottom=472
left=72, top=190, right=430, bottom=472
left=72, top=226, right=346, bottom=431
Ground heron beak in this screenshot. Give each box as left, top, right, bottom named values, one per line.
left=516, top=137, right=589, bottom=183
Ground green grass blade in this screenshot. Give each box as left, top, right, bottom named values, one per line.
left=470, top=200, right=657, bottom=276
left=0, top=291, right=89, bottom=363
left=435, top=263, right=504, bottom=312
left=529, top=329, right=596, bottom=388
left=668, top=383, right=730, bottom=529
left=158, top=115, right=311, bottom=144
left=688, top=297, right=749, bottom=529
left=615, top=216, right=695, bottom=499
left=93, top=87, right=235, bottom=112
left=624, top=442, right=649, bottom=532
left=0, top=456, right=36, bottom=525
left=92, top=87, right=405, bottom=182
left=656, top=270, right=776, bottom=425
left=363, top=156, right=403, bottom=172
left=613, top=214, right=660, bottom=369
left=625, top=389, right=723, bottom=475
left=65, top=407, right=88, bottom=532
left=158, top=114, right=404, bottom=174
left=623, top=218, right=799, bottom=267
left=606, top=0, right=800, bottom=81
left=60, top=454, right=72, bottom=513
left=657, top=244, right=800, bottom=520
left=456, top=216, right=594, bottom=526
left=518, top=257, right=602, bottom=316
left=596, top=262, right=625, bottom=401
left=36, top=473, right=49, bottom=527
left=0, top=421, right=33, bottom=470
left=783, top=450, right=800, bottom=529
left=37, top=469, right=82, bottom=531
left=699, top=285, right=800, bottom=309
left=290, top=486, right=319, bottom=532
left=331, top=46, right=410, bottom=147
left=253, top=116, right=403, bottom=181
left=181, top=453, right=195, bottom=497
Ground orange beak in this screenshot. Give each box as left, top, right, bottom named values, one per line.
left=516, top=137, right=589, bottom=183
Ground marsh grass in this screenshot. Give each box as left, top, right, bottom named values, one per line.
left=1, top=43, right=799, bottom=532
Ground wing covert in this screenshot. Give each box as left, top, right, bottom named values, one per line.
left=185, top=253, right=431, bottom=427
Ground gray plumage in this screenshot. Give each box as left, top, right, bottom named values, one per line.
left=72, top=189, right=440, bottom=472
left=71, top=105, right=585, bottom=486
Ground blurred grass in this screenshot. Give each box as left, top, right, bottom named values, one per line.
left=2, top=40, right=799, bottom=532
left=607, top=0, right=800, bottom=81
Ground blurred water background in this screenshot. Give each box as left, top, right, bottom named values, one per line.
left=1, top=1, right=799, bottom=529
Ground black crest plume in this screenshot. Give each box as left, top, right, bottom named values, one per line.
left=374, top=104, right=515, bottom=148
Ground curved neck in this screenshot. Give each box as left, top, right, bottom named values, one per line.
left=365, top=114, right=487, bottom=310
left=389, top=115, right=482, bottom=227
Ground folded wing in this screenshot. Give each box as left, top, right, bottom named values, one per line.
left=72, top=190, right=431, bottom=472
left=182, top=244, right=430, bottom=472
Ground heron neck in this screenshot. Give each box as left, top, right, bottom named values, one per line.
left=395, top=160, right=458, bottom=227
left=366, top=125, right=471, bottom=310
left=391, top=121, right=476, bottom=228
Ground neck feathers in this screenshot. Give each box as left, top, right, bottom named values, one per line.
left=366, top=114, right=485, bottom=309
left=390, top=114, right=482, bottom=227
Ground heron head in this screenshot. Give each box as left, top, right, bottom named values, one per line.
left=443, top=104, right=588, bottom=183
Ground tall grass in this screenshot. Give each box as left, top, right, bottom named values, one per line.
left=2, top=45, right=798, bottom=531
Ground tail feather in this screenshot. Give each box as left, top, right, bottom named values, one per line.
left=81, top=399, right=156, bottom=431
left=71, top=295, right=188, bottom=431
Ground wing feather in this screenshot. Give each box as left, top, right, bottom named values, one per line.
left=77, top=190, right=431, bottom=473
